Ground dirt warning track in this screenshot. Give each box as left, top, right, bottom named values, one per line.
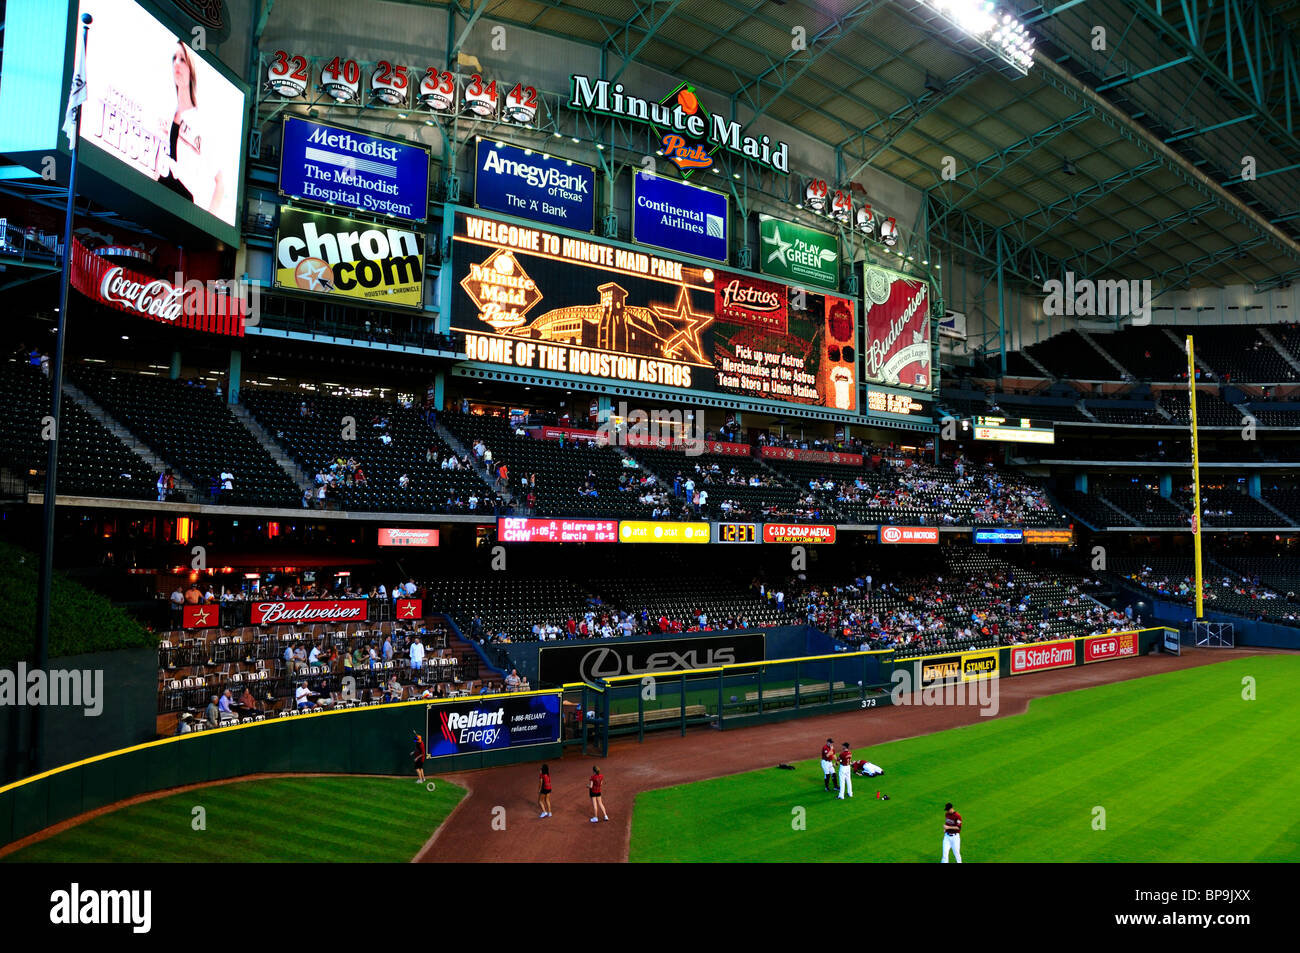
left=416, top=648, right=1267, bottom=863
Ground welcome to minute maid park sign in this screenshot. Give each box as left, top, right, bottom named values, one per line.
left=568, top=75, right=790, bottom=177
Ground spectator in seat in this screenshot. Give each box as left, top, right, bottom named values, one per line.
left=505, top=669, right=522, bottom=692
left=220, top=470, right=234, bottom=491
left=295, top=683, right=318, bottom=709
left=409, top=635, right=425, bottom=673
left=217, top=688, right=238, bottom=723
left=205, top=694, right=221, bottom=728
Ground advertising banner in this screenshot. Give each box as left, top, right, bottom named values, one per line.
left=280, top=116, right=430, bottom=221
left=250, top=600, right=368, bottom=625
left=69, top=238, right=246, bottom=336
left=452, top=213, right=855, bottom=410
left=1083, top=631, right=1138, bottom=663
left=474, top=139, right=595, bottom=232
left=77, top=0, right=245, bottom=230
left=538, top=632, right=766, bottom=685
left=618, top=521, right=711, bottom=543
left=866, top=389, right=931, bottom=418
left=497, top=518, right=618, bottom=543
left=973, top=527, right=1024, bottom=544
left=1008, top=640, right=1076, bottom=675
left=425, top=693, right=561, bottom=758
left=1162, top=627, right=1181, bottom=655
left=182, top=605, right=219, bottom=629
left=960, top=650, right=999, bottom=681
left=762, top=524, right=837, bottom=544
left=377, top=528, right=440, bottom=547
left=1023, top=528, right=1074, bottom=545
left=275, top=206, right=424, bottom=309
left=920, top=654, right=961, bottom=686
left=632, top=170, right=728, bottom=262
left=758, top=214, right=838, bottom=289
left=394, top=599, right=423, bottom=620
left=758, top=446, right=863, bottom=466
left=879, top=525, right=940, bottom=544
left=861, top=265, right=932, bottom=390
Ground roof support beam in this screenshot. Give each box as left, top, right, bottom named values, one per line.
left=607, top=0, right=686, bottom=83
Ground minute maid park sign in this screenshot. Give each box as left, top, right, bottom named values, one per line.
left=568, top=75, right=790, bottom=177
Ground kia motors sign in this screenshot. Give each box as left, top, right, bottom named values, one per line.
left=879, top=525, right=939, bottom=544
left=182, top=605, right=220, bottom=629
left=425, top=693, right=561, bottom=758
left=1009, top=641, right=1076, bottom=675
left=538, top=632, right=766, bottom=686
left=377, top=528, right=440, bottom=547
left=762, top=524, right=837, bottom=544
left=250, top=600, right=367, bottom=625
left=497, top=518, right=618, bottom=543
left=1084, top=631, right=1138, bottom=663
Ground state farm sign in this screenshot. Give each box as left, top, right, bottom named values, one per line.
left=879, top=525, right=939, bottom=544
left=1084, top=632, right=1137, bottom=663
left=1009, top=641, right=1076, bottom=674
left=251, top=600, right=368, bottom=624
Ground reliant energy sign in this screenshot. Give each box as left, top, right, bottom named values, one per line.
left=275, top=206, right=424, bottom=309
left=567, top=75, right=789, bottom=177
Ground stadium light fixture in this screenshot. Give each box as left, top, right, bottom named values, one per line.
left=922, top=0, right=1035, bottom=75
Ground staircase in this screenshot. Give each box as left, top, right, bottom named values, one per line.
left=1164, top=327, right=1215, bottom=377
left=1076, top=328, right=1133, bottom=379
left=61, top=380, right=200, bottom=496
left=1019, top=349, right=1056, bottom=379
left=1252, top=494, right=1297, bottom=527
left=1075, top=400, right=1099, bottom=422
left=435, top=421, right=513, bottom=505
left=229, top=401, right=316, bottom=496
left=1257, top=326, right=1300, bottom=376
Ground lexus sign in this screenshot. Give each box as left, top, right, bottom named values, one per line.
left=538, top=633, right=765, bottom=686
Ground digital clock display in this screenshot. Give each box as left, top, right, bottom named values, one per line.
left=715, top=522, right=759, bottom=544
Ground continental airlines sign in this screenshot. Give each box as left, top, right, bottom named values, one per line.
left=568, top=75, right=790, bottom=176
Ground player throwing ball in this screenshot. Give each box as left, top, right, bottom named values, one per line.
left=820, top=738, right=836, bottom=792
left=942, top=802, right=963, bottom=863
left=836, top=742, right=854, bottom=799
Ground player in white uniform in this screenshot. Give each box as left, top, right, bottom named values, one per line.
left=836, top=742, right=853, bottom=799
left=942, top=802, right=963, bottom=863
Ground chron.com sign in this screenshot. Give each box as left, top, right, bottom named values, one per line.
left=538, top=633, right=766, bottom=685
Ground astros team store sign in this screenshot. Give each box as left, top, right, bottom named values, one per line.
left=568, top=75, right=790, bottom=176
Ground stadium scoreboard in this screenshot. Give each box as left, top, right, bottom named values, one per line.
left=714, top=522, right=760, bottom=544
left=964, top=416, right=1056, bottom=444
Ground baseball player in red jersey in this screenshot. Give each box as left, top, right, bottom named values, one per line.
left=942, top=802, right=963, bottom=862
left=836, top=742, right=853, bottom=799
left=820, top=738, right=836, bottom=792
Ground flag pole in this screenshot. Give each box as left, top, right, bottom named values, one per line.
left=1186, top=334, right=1204, bottom=620
left=32, top=11, right=92, bottom=774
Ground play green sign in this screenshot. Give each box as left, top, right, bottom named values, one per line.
left=758, top=215, right=839, bottom=289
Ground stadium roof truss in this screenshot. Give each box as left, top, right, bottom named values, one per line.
left=389, top=0, right=1300, bottom=302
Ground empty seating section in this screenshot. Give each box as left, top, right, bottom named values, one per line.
left=1158, top=389, right=1242, bottom=426
left=589, top=576, right=785, bottom=630
left=1053, top=488, right=1134, bottom=528
left=1112, top=555, right=1300, bottom=624
left=1186, top=326, right=1299, bottom=383
left=1097, top=481, right=1188, bottom=526
left=424, top=577, right=596, bottom=642
left=1001, top=351, right=1046, bottom=377
left=441, top=411, right=655, bottom=518
left=1082, top=400, right=1165, bottom=424
left=1023, top=330, right=1117, bottom=380
left=71, top=367, right=301, bottom=506
left=1244, top=401, right=1300, bottom=426
left=243, top=391, right=498, bottom=514
left=1174, top=485, right=1288, bottom=527
left=1261, top=486, right=1300, bottom=522
left=1271, top=323, right=1300, bottom=364
left=0, top=361, right=156, bottom=499
left=1092, top=326, right=1186, bottom=380
left=992, top=398, right=1090, bottom=423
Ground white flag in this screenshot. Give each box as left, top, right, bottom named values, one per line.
left=62, top=26, right=89, bottom=149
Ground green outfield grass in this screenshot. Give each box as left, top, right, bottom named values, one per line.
left=3, top=776, right=465, bottom=863
left=630, top=655, right=1300, bottom=862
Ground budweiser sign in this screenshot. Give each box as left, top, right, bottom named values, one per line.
left=251, top=600, right=368, bottom=624
left=100, top=267, right=186, bottom=322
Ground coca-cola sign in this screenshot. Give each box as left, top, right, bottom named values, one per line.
left=99, top=267, right=186, bottom=322
left=251, top=600, right=368, bottom=624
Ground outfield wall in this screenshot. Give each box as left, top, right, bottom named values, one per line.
left=0, top=690, right=562, bottom=849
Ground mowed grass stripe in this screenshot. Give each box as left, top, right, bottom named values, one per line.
left=630, top=656, right=1300, bottom=863
left=4, top=776, right=465, bottom=863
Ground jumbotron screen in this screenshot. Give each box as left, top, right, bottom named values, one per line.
left=451, top=213, right=857, bottom=411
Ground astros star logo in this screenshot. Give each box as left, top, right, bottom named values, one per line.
left=193, top=607, right=211, bottom=625
left=293, top=257, right=334, bottom=292
left=400, top=603, right=417, bottom=618
left=653, top=287, right=713, bottom=363
left=762, top=224, right=793, bottom=268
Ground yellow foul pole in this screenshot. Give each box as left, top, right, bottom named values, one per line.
left=1186, top=335, right=1204, bottom=619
